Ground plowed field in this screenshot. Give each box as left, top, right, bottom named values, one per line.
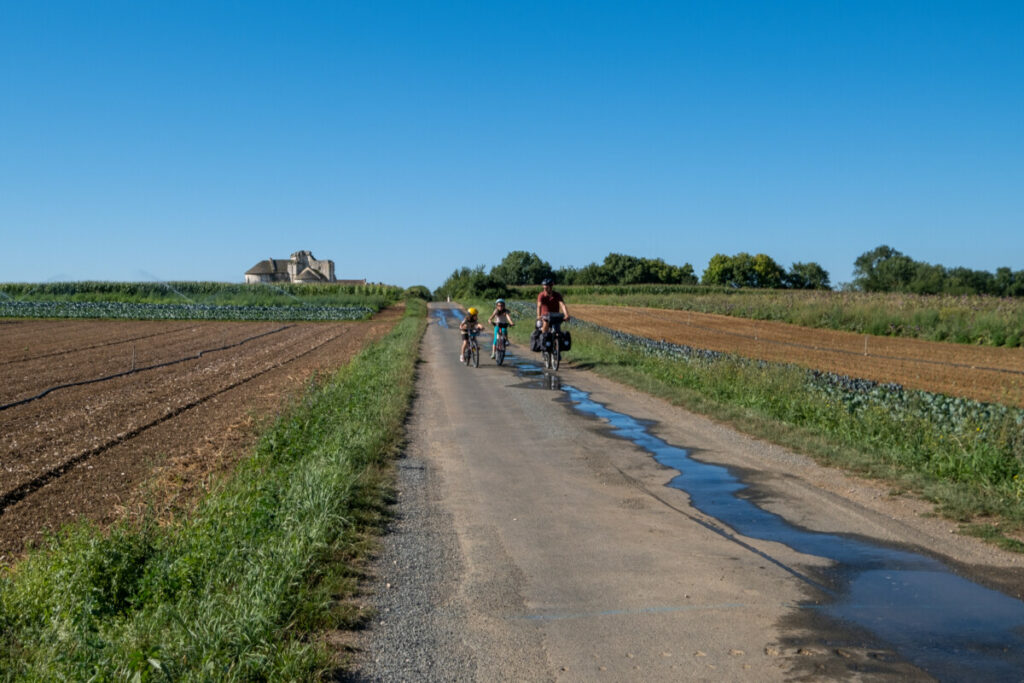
left=0, top=307, right=402, bottom=563
left=573, top=304, right=1024, bottom=408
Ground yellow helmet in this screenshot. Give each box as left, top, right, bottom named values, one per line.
left=467, top=307, right=478, bottom=316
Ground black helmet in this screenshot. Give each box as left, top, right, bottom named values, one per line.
left=541, top=278, right=554, bottom=286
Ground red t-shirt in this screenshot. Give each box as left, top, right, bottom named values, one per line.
left=537, top=290, right=564, bottom=315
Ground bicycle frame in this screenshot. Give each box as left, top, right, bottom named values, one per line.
left=493, top=323, right=510, bottom=365
left=463, top=329, right=481, bottom=367
left=540, top=313, right=565, bottom=371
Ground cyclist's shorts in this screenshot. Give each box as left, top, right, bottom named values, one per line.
left=543, top=313, right=565, bottom=325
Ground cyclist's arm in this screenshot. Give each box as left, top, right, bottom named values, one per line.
left=559, top=299, right=569, bottom=320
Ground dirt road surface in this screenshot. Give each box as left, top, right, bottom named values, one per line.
left=348, top=304, right=1024, bottom=682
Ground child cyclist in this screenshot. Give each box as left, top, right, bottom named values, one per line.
left=459, top=307, right=484, bottom=362
left=487, top=299, right=515, bottom=359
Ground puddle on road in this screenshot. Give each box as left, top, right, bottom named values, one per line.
left=507, top=357, right=1024, bottom=681
left=433, top=308, right=464, bottom=329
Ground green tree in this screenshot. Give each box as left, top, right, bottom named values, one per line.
left=751, top=253, right=785, bottom=288
left=702, top=252, right=786, bottom=288
left=601, top=253, right=646, bottom=284
left=852, top=245, right=917, bottom=292
left=908, top=263, right=945, bottom=295
left=572, top=262, right=611, bottom=285
left=785, top=262, right=831, bottom=290
left=489, top=251, right=553, bottom=286
left=701, top=253, right=735, bottom=286
left=434, top=266, right=510, bottom=301
left=404, top=285, right=432, bottom=300
left=553, top=266, right=579, bottom=285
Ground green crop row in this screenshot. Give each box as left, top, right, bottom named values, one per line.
left=0, top=300, right=427, bottom=681
left=0, top=300, right=373, bottom=321
left=0, top=281, right=401, bottom=310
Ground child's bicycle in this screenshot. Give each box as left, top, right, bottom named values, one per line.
left=493, top=322, right=511, bottom=365
left=462, top=328, right=481, bottom=368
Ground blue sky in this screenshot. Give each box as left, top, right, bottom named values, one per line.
left=2, top=1, right=1022, bottom=290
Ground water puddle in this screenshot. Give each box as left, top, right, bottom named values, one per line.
left=433, top=308, right=464, bottom=329
left=508, top=360, right=1024, bottom=680
left=508, top=355, right=563, bottom=390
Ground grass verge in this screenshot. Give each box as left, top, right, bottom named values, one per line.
left=0, top=299, right=427, bottom=681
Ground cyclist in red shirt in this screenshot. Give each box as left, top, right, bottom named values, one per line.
left=536, top=277, right=569, bottom=335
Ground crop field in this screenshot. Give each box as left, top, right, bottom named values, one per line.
left=572, top=304, right=1024, bottom=407
left=0, top=308, right=403, bottom=563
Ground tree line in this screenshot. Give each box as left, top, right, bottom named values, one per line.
left=434, top=247, right=1022, bottom=299
left=851, top=245, right=1024, bottom=296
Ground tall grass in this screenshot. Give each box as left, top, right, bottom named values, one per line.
left=0, top=299, right=426, bottom=681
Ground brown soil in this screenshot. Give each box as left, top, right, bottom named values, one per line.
left=0, top=306, right=403, bottom=563
left=573, top=304, right=1024, bottom=407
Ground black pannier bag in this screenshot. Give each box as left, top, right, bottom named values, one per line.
left=530, top=329, right=543, bottom=352
left=559, top=330, right=572, bottom=351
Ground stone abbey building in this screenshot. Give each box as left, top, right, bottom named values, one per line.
left=244, top=250, right=338, bottom=284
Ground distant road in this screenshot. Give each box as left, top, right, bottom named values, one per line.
left=346, top=302, right=1024, bottom=682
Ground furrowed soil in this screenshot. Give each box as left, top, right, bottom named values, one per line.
left=574, top=304, right=1024, bottom=408
left=0, top=307, right=403, bottom=564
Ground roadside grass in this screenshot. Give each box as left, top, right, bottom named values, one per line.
left=0, top=298, right=427, bottom=681
left=507, top=285, right=1024, bottom=348
left=496, top=305, right=1024, bottom=549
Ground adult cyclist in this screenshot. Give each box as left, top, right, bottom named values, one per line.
left=536, top=277, right=569, bottom=339
left=487, top=299, right=515, bottom=359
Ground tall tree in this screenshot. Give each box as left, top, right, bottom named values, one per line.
left=489, top=251, right=553, bottom=286
left=785, top=262, right=831, bottom=290
left=852, top=245, right=916, bottom=292
left=751, top=253, right=785, bottom=288
left=701, top=253, right=735, bottom=287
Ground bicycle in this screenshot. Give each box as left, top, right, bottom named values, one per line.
left=493, top=322, right=510, bottom=365
left=462, top=328, right=480, bottom=368
left=540, top=313, right=567, bottom=371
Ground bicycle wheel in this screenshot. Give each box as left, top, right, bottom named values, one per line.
left=472, top=343, right=479, bottom=367
left=551, top=340, right=561, bottom=371
left=495, top=339, right=505, bottom=365
left=462, top=345, right=471, bottom=365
